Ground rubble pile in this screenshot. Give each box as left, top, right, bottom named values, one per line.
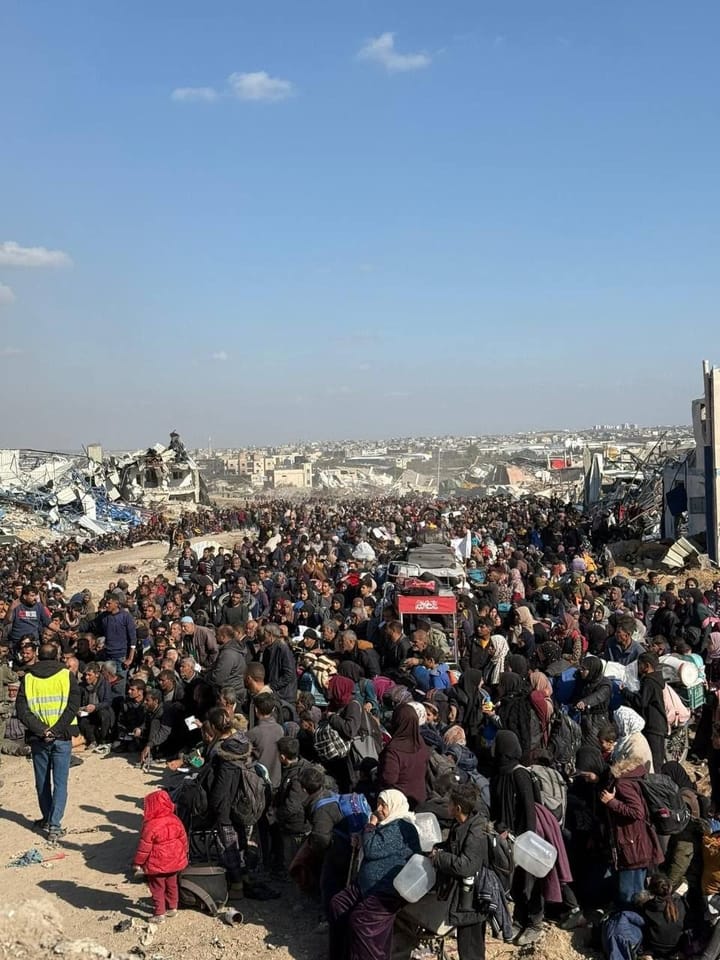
left=0, top=432, right=207, bottom=540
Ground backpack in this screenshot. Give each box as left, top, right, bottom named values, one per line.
left=640, top=773, right=691, bottom=836
left=552, top=666, right=579, bottom=705
left=231, top=762, right=271, bottom=828
left=525, top=764, right=568, bottom=824
left=485, top=828, right=514, bottom=895
left=663, top=684, right=691, bottom=731
left=547, top=711, right=582, bottom=777
left=314, top=792, right=372, bottom=836
left=314, top=721, right=351, bottom=761
left=426, top=748, right=455, bottom=793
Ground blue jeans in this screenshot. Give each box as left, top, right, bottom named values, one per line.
left=31, top=738, right=72, bottom=829
left=617, top=868, right=646, bottom=907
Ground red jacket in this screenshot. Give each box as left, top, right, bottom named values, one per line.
left=606, top=759, right=664, bottom=870
left=133, top=790, right=189, bottom=876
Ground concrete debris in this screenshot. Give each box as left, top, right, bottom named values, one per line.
left=0, top=432, right=209, bottom=541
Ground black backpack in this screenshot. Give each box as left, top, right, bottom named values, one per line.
left=640, top=774, right=691, bottom=836
left=485, top=828, right=514, bottom=895
left=547, top=711, right=582, bottom=776
left=231, top=762, right=271, bottom=828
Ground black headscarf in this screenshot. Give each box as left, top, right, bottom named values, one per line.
left=490, top=730, right=525, bottom=832
left=581, top=656, right=604, bottom=686
left=575, top=745, right=605, bottom=778
left=537, top=640, right=562, bottom=666
left=505, top=654, right=530, bottom=680
left=496, top=672, right=532, bottom=756
left=338, top=661, right=364, bottom=683
left=452, top=668, right=485, bottom=735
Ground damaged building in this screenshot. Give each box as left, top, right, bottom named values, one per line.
left=0, top=432, right=208, bottom=539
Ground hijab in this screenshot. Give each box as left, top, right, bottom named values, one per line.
left=580, top=656, right=604, bottom=686
left=443, top=724, right=466, bottom=748
left=377, top=788, right=415, bottom=825
left=407, top=701, right=427, bottom=726
left=497, top=672, right=532, bottom=756
left=490, top=730, right=524, bottom=831
left=575, top=745, right=606, bottom=778
left=529, top=670, right=553, bottom=698
left=453, top=668, right=485, bottom=734
left=505, top=654, right=530, bottom=680
left=489, top=634, right=510, bottom=685
left=517, top=605, right=535, bottom=633
left=614, top=706, right=645, bottom=739
left=338, top=661, right=364, bottom=684
left=390, top=704, right=424, bottom=753
left=537, top=640, right=563, bottom=666
left=328, top=675, right=355, bottom=711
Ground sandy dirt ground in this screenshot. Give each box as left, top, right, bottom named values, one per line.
left=64, top=533, right=250, bottom=599
left=0, top=540, right=599, bottom=960
left=0, top=749, right=596, bottom=960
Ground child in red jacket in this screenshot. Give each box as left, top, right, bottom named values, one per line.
left=132, top=789, right=189, bottom=923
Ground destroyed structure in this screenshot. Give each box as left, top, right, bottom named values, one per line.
left=0, top=432, right=208, bottom=539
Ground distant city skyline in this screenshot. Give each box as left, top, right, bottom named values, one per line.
left=1, top=1, right=718, bottom=450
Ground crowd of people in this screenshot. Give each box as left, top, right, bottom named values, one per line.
left=5, top=495, right=720, bottom=960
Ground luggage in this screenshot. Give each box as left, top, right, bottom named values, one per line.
left=179, top=865, right=228, bottom=915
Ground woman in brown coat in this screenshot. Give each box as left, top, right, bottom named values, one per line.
left=600, top=756, right=664, bottom=906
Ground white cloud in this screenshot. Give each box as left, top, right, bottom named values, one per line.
left=227, top=71, right=293, bottom=101
left=0, top=283, right=15, bottom=304
left=0, top=347, right=23, bottom=357
left=0, top=241, right=72, bottom=268
left=357, top=32, right=431, bottom=73
left=211, top=351, right=229, bottom=362
left=171, top=86, right=219, bottom=103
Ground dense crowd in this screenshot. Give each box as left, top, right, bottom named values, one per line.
left=5, top=495, right=720, bottom=960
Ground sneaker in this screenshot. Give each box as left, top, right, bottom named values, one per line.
left=46, top=827, right=67, bottom=841
left=148, top=915, right=166, bottom=924
left=165, top=909, right=177, bottom=918
left=94, top=744, right=111, bottom=756
left=515, top=925, right=544, bottom=946
left=32, top=818, right=49, bottom=831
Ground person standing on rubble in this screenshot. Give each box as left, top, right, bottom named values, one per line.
left=92, top=595, right=137, bottom=675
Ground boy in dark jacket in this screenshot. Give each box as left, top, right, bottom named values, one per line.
left=624, top=651, right=667, bottom=774
left=272, top=736, right=311, bottom=874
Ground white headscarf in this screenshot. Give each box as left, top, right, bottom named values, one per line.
left=407, top=701, right=427, bottom=727
left=489, top=634, right=509, bottom=686
left=614, top=705, right=645, bottom=740
left=377, top=789, right=415, bottom=825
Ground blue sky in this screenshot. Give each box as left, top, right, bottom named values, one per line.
left=1, top=1, right=718, bottom=450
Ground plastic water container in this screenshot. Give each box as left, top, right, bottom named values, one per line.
left=513, top=831, right=558, bottom=879
left=660, top=655, right=700, bottom=688
left=393, top=854, right=437, bottom=903
left=414, top=812, right=442, bottom=852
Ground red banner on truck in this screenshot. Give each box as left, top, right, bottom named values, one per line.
left=397, top=595, right=457, bottom=615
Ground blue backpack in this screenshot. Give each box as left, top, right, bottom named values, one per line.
left=552, top=666, right=578, bottom=705
left=314, top=793, right=372, bottom=836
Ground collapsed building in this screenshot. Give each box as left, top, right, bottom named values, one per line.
left=0, top=432, right=208, bottom=539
